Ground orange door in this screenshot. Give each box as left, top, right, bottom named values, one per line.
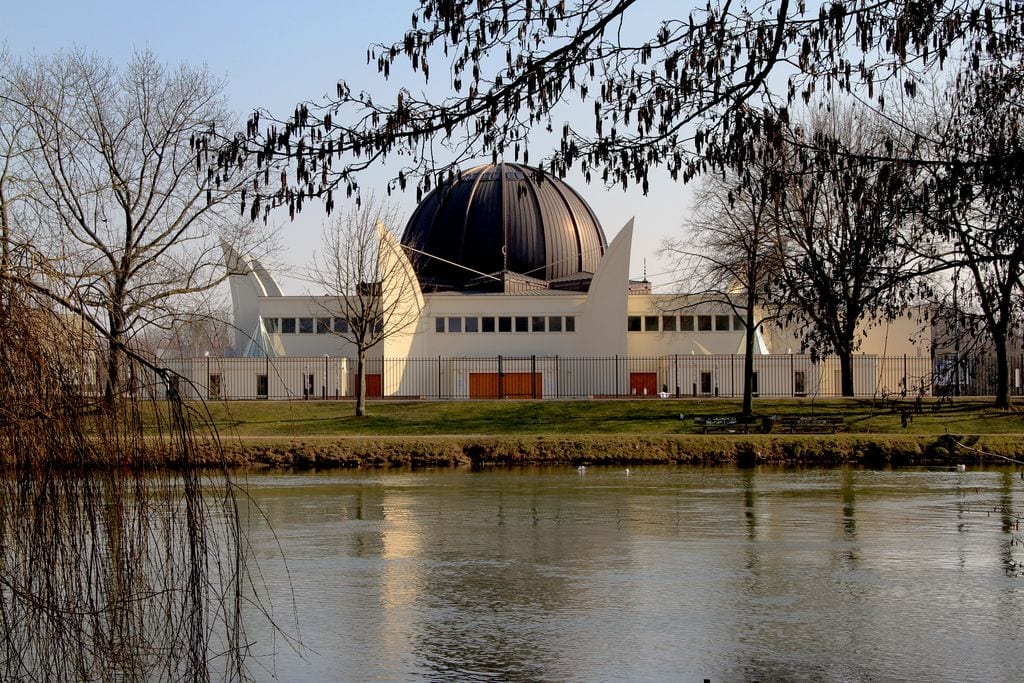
left=469, top=373, right=500, bottom=399
left=629, top=372, right=657, bottom=397
left=469, top=372, right=542, bottom=399
left=502, top=372, right=542, bottom=399
left=354, top=373, right=382, bottom=398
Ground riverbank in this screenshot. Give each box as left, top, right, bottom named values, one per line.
left=180, top=397, right=1024, bottom=469
left=206, top=432, right=1024, bottom=469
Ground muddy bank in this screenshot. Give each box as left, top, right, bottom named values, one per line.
left=201, top=433, right=1024, bottom=470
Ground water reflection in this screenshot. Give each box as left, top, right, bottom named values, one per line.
left=240, top=466, right=1024, bottom=681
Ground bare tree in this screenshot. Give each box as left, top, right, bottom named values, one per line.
left=768, top=105, right=924, bottom=396
left=665, top=149, right=783, bottom=417
left=0, top=50, right=264, bottom=404
left=921, top=68, right=1024, bottom=408
left=0, top=87, right=255, bottom=677
left=1, top=50, right=274, bottom=679
left=312, top=195, right=423, bottom=417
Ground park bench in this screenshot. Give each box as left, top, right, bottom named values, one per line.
left=777, top=416, right=845, bottom=433
left=692, top=416, right=751, bottom=434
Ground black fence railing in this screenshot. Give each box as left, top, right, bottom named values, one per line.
left=931, top=354, right=1024, bottom=397
left=121, top=353, right=1024, bottom=401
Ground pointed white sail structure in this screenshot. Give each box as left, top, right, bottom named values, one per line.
left=222, top=241, right=284, bottom=357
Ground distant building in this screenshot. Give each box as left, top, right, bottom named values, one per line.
left=195, top=162, right=931, bottom=400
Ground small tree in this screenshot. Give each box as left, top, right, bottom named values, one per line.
left=665, top=151, right=783, bottom=417
left=313, top=196, right=423, bottom=417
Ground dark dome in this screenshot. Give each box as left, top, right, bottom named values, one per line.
left=401, top=163, right=607, bottom=291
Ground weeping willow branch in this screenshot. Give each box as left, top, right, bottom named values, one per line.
left=0, top=278, right=254, bottom=681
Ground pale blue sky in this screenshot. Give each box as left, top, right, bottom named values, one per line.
left=4, top=1, right=692, bottom=291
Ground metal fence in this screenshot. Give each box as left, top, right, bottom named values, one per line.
left=127, top=353, right=1024, bottom=401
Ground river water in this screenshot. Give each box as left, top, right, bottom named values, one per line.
left=238, top=465, right=1024, bottom=682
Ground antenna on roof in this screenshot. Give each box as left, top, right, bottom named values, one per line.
left=643, top=258, right=648, bottom=282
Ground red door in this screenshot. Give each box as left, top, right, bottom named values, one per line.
left=629, top=372, right=657, bottom=397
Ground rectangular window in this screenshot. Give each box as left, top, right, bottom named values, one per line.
left=734, top=315, right=745, bottom=331
left=465, top=317, right=479, bottom=333
left=482, top=316, right=496, bottom=333
left=447, top=316, right=462, bottom=333
left=515, top=316, right=529, bottom=332
left=680, top=316, right=694, bottom=331
left=644, top=315, right=659, bottom=332
left=435, top=317, right=445, bottom=333
left=299, top=317, right=314, bottom=334
left=532, top=316, right=546, bottom=332
left=498, top=316, right=512, bottom=332
left=263, top=317, right=279, bottom=333
left=333, top=317, right=350, bottom=334
left=700, top=371, right=712, bottom=394
left=715, top=315, right=731, bottom=331
left=627, top=316, right=642, bottom=332
left=316, top=317, right=331, bottom=334
left=794, top=370, right=807, bottom=396
left=697, top=315, right=712, bottom=331
left=256, top=374, right=268, bottom=398
left=548, top=316, right=562, bottom=332
left=281, top=318, right=296, bottom=334
left=565, top=316, right=575, bottom=332
left=662, top=315, right=677, bottom=332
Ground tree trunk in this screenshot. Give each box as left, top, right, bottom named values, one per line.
left=355, top=347, right=367, bottom=417
left=993, top=330, right=1012, bottom=409
left=104, top=308, right=126, bottom=408
left=105, top=341, right=120, bottom=407
left=838, top=349, right=855, bottom=397
left=103, top=272, right=132, bottom=408
left=0, top=183, right=10, bottom=278
left=741, top=291, right=757, bottom=418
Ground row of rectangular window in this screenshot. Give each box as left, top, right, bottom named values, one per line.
left=263, top=317, right=350, bottom=334
left=628, top=314, right=746, bottom=333
left=263, top=314, right=743, bottom=335
left=436, top=315, right=576, bottom=334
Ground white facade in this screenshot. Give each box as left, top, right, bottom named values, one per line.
left=206, top=220, right=933, bottom=401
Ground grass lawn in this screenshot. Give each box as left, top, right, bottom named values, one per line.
left=192, top=397, right=1024, bottom=439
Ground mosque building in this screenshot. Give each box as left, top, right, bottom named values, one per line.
left=201, top=162, right=931, bottom=400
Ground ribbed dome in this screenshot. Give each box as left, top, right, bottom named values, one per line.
left=400, top=163, right=607, bottom=291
